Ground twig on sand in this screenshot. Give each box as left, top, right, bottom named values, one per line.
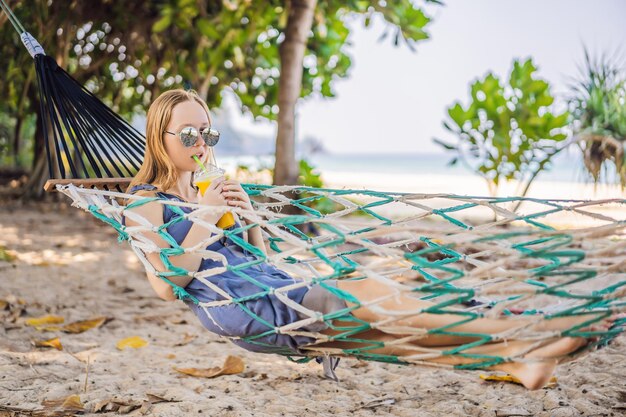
left=355, top=393, right=422, bottom=411
left=83, top=355, right=90, bottom=393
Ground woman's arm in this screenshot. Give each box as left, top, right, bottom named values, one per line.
left=221, top=180, right=267, bottom=255
left=243, top=219, right=267, bottom=256
left=125, top=190, right=225, bottom=301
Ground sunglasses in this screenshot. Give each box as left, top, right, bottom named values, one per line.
left=164, top=126, right=220, bottom=147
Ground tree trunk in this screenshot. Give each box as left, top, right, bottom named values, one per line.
left=273, top=0, right=317, bottom=185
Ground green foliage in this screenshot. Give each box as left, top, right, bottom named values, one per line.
left=0, top=1, right=166, bottom=169
left=299, top=158, right=341, bottom=215
left=150, top=0, right=438, bottom=118
left=298, top=159, right=324, bottom=188
left=1, top=0, right=437, bottom=174
left=234, top=157, right=340, bottom=214
left=435, top=58, right=570, bottom=196
left=568, top=49, right=626, bottom=185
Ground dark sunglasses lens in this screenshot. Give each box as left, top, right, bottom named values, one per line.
left=201, top=127, right=220, bottom=147
left=179, top=127, right=198, bottom=147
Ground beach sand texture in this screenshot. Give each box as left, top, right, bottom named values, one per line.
left=1, top=197, right=625, bottom=417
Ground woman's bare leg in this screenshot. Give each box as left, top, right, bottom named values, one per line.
left=306, top=279, right=621, bottom=390
left=336, top=278, right=600, bottom=346
left=310, top=326, right=587, bottom=390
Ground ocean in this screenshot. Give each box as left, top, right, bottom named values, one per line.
left=220, top=151, right=615, bottom=185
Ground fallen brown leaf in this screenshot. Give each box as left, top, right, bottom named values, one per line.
left=480, top=373, right=557, bottom=388
left=359, top=396, right=396, bottom=410
left=169, top=316, right=188, bottom=324
left=92, top=394, right=179, bottom=415
left=61, top=316, right=108, bottom=334
left=93, top=398, right=142, bottom=414
left=145, top=393, right=179, bottom=404
left=0, top=296, right=28, bottom=325
left=174, top=355, right=245, bottom=378
left=116, top=336, right=148, bottom=350
left=25, top=315, right=64, bottom=327
left=173, top=332, right=197, bottom=347
left=351, top=360, right=369, bottom=368
left=41, top=394, right=84, bottom=413
left=70, top=348, right=99, bottom=363
left=33, top=337, right=63, bottom=351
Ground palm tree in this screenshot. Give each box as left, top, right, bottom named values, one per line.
left=569, top=49, right=626, bottom=186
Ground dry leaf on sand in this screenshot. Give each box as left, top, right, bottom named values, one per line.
left=116, top=336, right=148, bottom=350
left=25, top=315, right=64, bottom=327
left=93, top=394, right=179, bottom=415
left=93, top=398, right=144, bottom=414
left=145, top=393, right=180, bottom=404
left=480, top=373, right=558, bottom=388
left=174, top=355, right=245, bottom=378
left=169, top=316, right=188, bottom=324
left=41, top=394, right=84, bottom=413
left=173, top=332, right=197, bottom=346
left=33, top=337, right=63, bottom=350
left=61, top=316, right=108, bottom=334
left=1, top=395, right=85, bottom=417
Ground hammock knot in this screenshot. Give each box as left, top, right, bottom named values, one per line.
left=172, top=284, right=198, bottom=304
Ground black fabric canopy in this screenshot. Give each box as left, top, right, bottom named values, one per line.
left=2, top=0, right=146, bottom=183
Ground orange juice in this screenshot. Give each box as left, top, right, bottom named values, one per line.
left=193, top=170, right=235, bottom=229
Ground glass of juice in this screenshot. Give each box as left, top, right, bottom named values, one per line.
left=193, top=166, right=236, bottom=229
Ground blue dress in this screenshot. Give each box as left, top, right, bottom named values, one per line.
left=128, top=184, right=317, bottom=355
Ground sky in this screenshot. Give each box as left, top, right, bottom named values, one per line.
left=225, top=0, right=626, bottom=155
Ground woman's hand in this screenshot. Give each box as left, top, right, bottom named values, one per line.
left=197, top=176, right=228, bottom=207
left=222, top=179, right=266, bottom=254
left=221, top=180, right=254, bottom=211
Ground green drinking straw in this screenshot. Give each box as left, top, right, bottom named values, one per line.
left=192, top=155, right=207, bottom=172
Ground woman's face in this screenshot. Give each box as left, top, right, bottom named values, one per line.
left=163, top=100, right=210, bottom=173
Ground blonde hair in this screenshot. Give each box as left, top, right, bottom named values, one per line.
left=128, top=89, right=212, bottom=193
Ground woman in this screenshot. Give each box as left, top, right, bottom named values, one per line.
left=125, top=89, right=609, bottom=390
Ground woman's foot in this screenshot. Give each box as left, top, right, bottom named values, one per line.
left=495, top=337, right=588, bottom=390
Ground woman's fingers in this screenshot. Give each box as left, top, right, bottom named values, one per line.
left=222, top=190, right=246, bottom=199
left=207, top=176, right=226, bottom=190
left=212, top=180, right=252, bottom=209
left=221, top=183, right=243, bottom=193
left=227, top=199, right=253, bottom=209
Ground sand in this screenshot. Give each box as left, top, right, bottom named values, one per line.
left=1, top=197, right=625, bottom=417
left=321, top=170, right=625, bottom=200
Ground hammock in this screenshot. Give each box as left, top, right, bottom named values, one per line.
left=59, top=182, right=626, bottom=368
left=4, top=0, right=625, bottom=382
